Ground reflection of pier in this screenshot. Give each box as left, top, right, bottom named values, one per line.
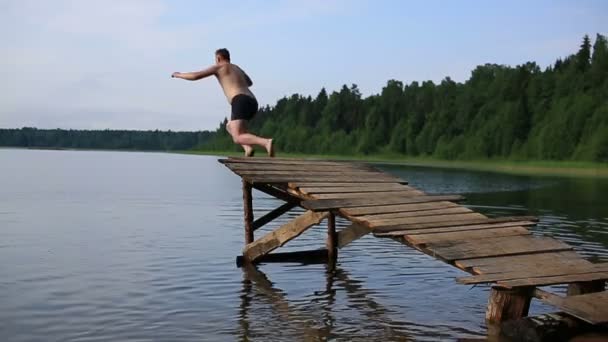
left=220, top=157, right=608, bottom=333
left=237, top=263, right=415, bottom=341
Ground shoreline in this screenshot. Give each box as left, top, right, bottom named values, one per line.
left=3, top=147, right=607, bottom=178
left=180, top=150, right=608, bottom=178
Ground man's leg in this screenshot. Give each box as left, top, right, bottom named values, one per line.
left=232, top=120, right=274, bottom=157
left=227, top=120, right=254, bottom=156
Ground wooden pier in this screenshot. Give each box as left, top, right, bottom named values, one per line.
left=219, top=157, right=608, bottom=329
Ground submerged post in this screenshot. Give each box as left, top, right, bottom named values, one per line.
left=486, top=287, right=532, bottom=323
left=327, top=212, right=337, bottom=270
left=243, top=179, right=254, bottom=245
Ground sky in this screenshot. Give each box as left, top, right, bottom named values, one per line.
left=1, top=0, right=606, bottom=131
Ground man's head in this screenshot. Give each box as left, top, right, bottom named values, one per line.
left=215, top=48, right=230, bottom=63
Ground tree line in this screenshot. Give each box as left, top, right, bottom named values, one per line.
left=2, top=34, right=607, bottom=161
left=0, top=128, right=214, bottom=151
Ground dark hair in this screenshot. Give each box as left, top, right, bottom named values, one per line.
left=215, top=48, right=230, bottom=61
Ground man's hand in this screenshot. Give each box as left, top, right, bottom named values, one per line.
left=171, top=72, right=182, bottom=78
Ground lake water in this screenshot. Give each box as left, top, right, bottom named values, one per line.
left=1, top=149, right=607, bottom=341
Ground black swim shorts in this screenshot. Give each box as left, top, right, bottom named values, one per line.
left=231, top=94, right=258, bottom=121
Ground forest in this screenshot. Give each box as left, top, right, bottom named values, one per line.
left=2, top=34, right=607, bottom=162
left=0, top=128, right=213, bottom=151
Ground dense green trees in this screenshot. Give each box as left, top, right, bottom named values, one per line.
left=1, top=34, right=606, bottom=161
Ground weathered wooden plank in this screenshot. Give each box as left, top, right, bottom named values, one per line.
left=475, top=259, right=593, bottom=275
left=474, top=260, right=593, bottom=276
left=532, top=288, right=565, bottom=306
left=499, top=272, right=608, bottom=289
left=376, top=221, right=538, bottom=237
left=236, top=170, right=386, bottom=177
left=340, top=201, right=460, bottom=216
left=458, top=263, right=608, bottom=284
left=220, top=158, right=358, bottom=166
left=312, top=190, right=424, bottom=200
left=246, top=175, right=405, bottom=184
left=302, top=195, right=464, bottom=212
left=406, top=226, right=531, bottom=246
left=455, top=251, right=584, bottom=270
left=366, top=212, right=487, bottom=228
left=227, top=156, right=346, bottom=162
left=534, top=289, right=608, bottom=324
left=292, top=182, right=407, bottom=188
left=337, top=223, right=372, bottom=249
left=425, top=235, right=572, bottom=261
left=242, top=211, right=329, bottom=262
left=299, top=184, right=415, bottom=194
left=372, top=216, right=538, bottom=233
left=225, top=163, right=371, bottom=172
left=470, top=251, right=593, bottom=274
left=360, top=206, right=473, bottom=221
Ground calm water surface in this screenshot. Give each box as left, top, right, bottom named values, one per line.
left=1, top=149, right=607, bottom=341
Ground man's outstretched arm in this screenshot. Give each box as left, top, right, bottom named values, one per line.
left=172, top=65, right=219, bottom=81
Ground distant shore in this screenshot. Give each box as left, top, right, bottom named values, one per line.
left=181, top=150, right=608, bottom=178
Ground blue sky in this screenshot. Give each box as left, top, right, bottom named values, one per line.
left=1, top=0, right=606, bottom=130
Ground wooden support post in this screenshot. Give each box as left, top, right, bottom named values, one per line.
left=567, top=280, right=605, bottom=296
left=327, top=212, right=337, bottom=270
left=243, top=179, right=254, bottom=244
left=486, top=287, right=533, bottom=323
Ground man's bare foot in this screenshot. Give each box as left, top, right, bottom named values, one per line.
left=244, top=145, right=254, bottom=157
left=266, top=139, right=275, bottom=157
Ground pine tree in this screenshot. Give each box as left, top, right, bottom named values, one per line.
left=577, top=34, right=592, bottom=72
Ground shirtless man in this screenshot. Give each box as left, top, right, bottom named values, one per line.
left=172, top=48, right=274, bottom=157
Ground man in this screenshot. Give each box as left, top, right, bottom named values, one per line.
left=172, top=48, right=274, bottom=157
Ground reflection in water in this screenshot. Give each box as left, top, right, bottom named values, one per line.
left=237, top=263, right=483, bottom=341
left=238, top=263, right=417, bottom=341
left=239, top=263, right=326, bottom=340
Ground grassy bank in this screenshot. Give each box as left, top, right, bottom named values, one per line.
left=181, top=150, right=608, bottom=178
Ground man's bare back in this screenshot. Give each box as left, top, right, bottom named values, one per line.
left=215, top=63, right=255, bottom=104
